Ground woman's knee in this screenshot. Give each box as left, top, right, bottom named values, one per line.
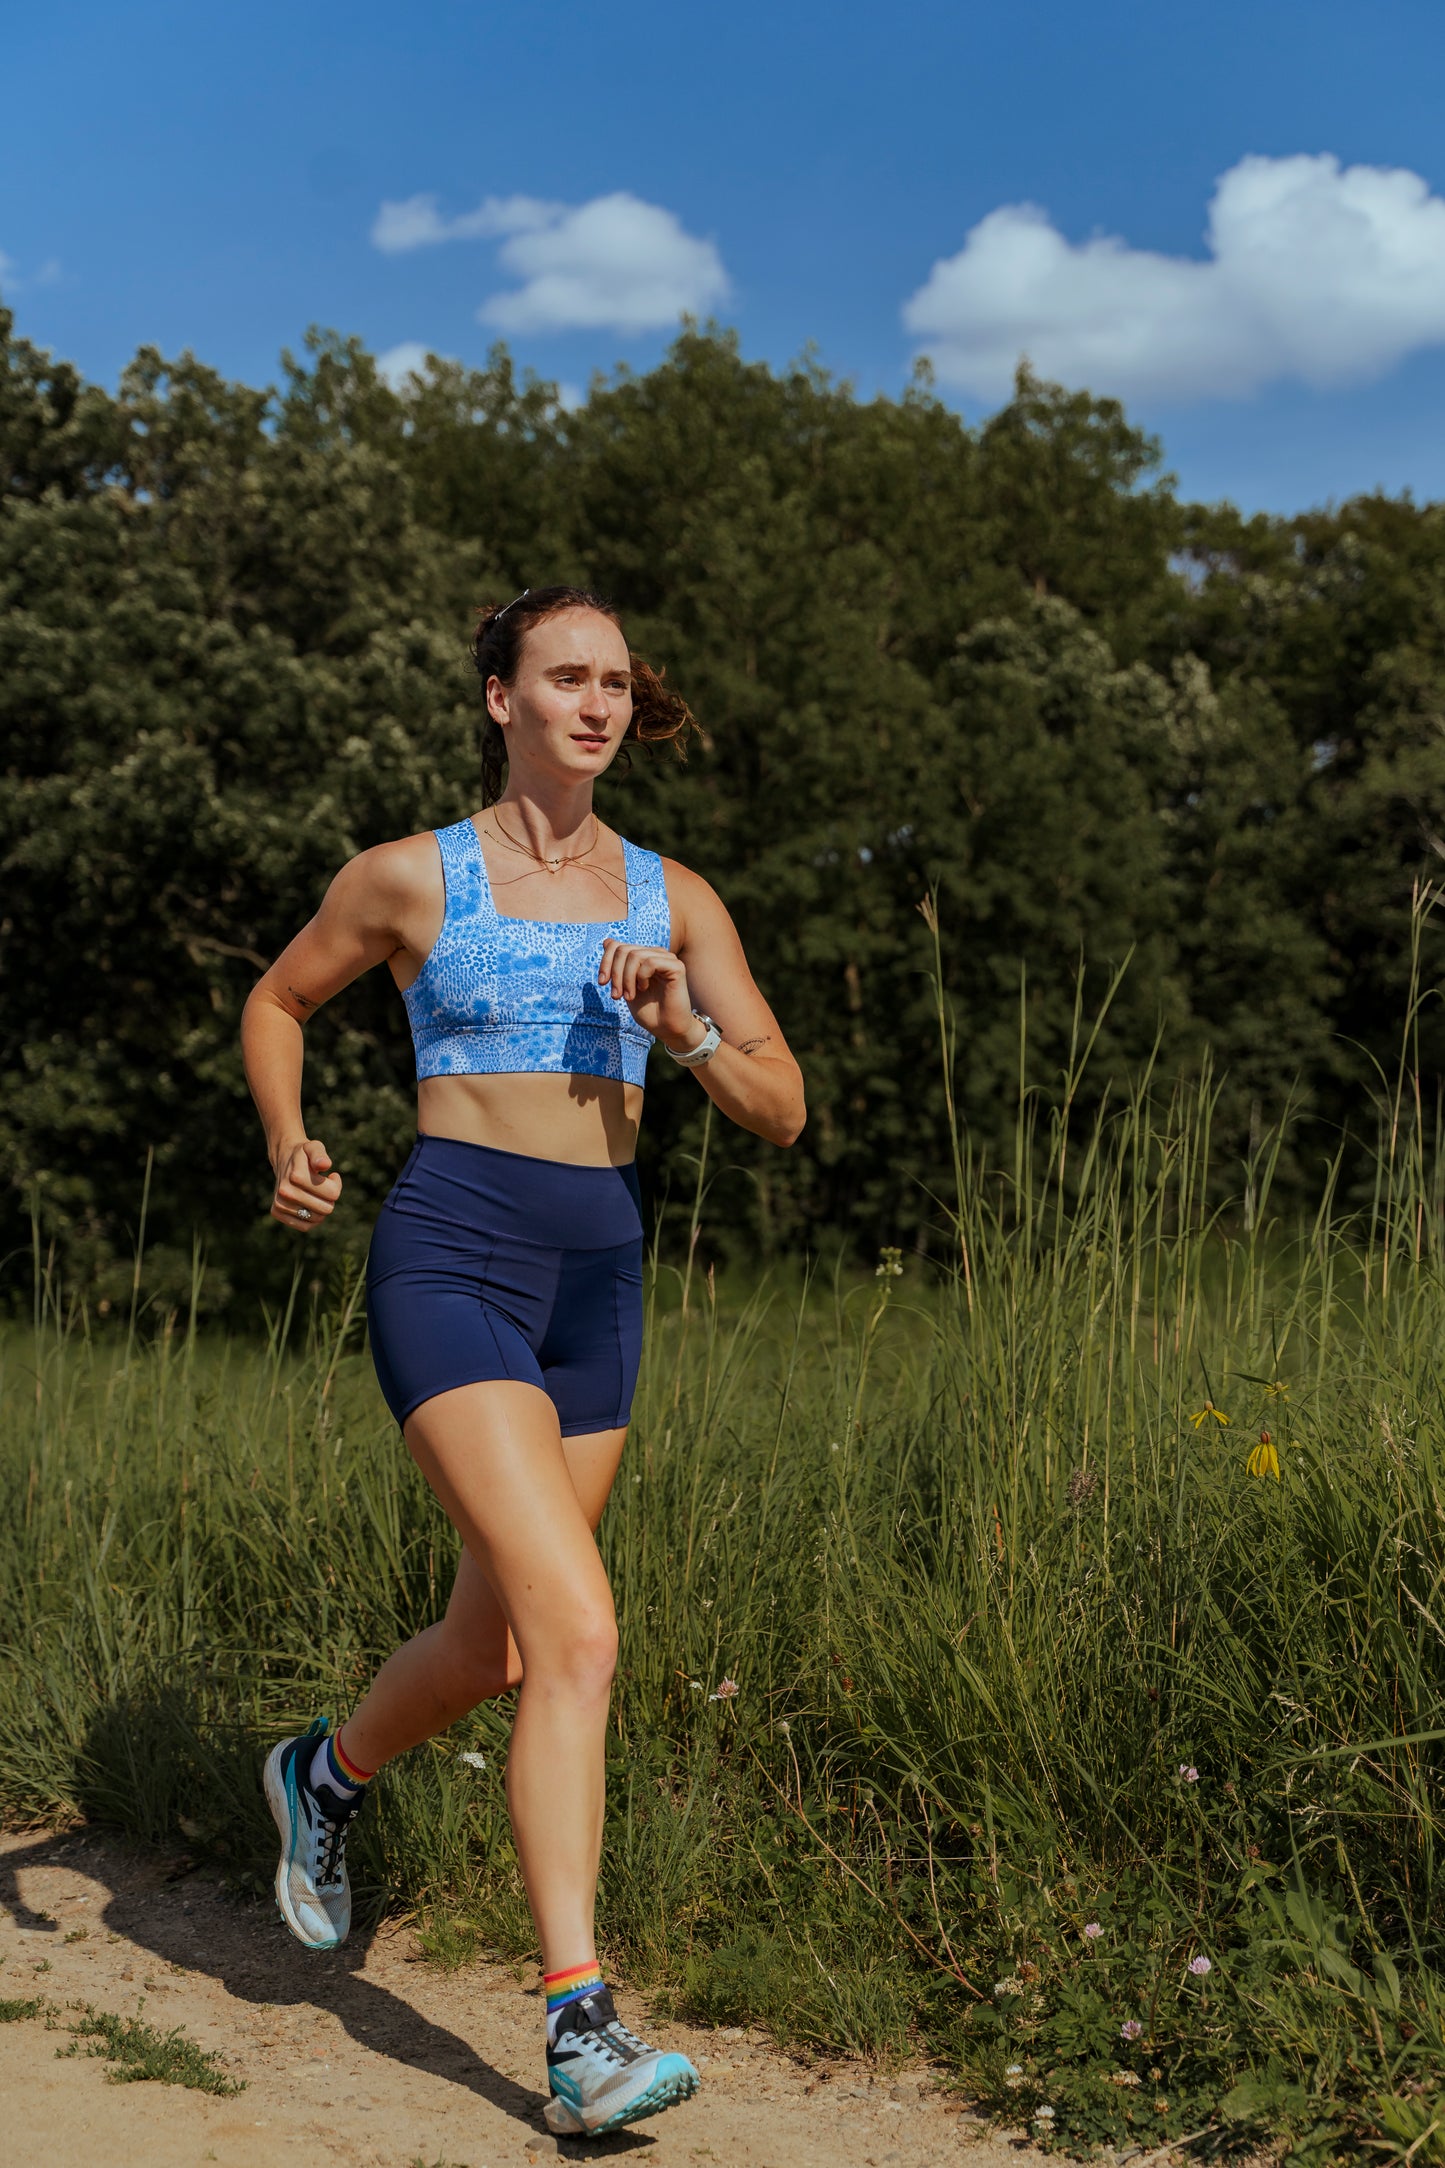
left=528, top=1606, right=618, bottom=1700
left=583, top=1612, right=620, bottom=1690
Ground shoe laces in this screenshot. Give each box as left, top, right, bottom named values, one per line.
left=302, top=1779, right=361, bottom=1891
left=590, top=2018, right=655, bottom=2067
left=313, top=1811, right=352, bottom=1892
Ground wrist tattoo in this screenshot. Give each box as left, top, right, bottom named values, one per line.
left=738, top=1034, right=773, bottom=1056
left=288, top=985, right=318, bottom=1013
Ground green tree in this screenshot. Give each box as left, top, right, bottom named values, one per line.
left=4, top=303, right=1439, bottom=1308
left=1, top=327, right=477, bottom=1306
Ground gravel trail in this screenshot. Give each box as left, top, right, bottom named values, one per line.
left=0, top=1827, right=1050, bottom=2168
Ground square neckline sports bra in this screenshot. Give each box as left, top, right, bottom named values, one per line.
left=402, top=817, right=673, bottom=1086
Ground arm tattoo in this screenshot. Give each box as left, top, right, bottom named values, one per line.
left=738, top=1034, right=774, bottom=1056
left=288, top=985, right=318, bottom=1014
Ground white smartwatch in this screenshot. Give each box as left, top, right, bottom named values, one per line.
left=665, top=1010, right=723, bottom=1066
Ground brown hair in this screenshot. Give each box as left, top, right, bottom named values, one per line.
left=469, top=584, right=696, bottom=807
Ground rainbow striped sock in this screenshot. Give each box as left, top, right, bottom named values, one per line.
left=309, top=1728, right=374, bottom=1799
left=544, top=1961, right=606, bottom=2041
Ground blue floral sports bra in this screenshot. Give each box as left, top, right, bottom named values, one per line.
left=402, top=817, right=673, bottom=1085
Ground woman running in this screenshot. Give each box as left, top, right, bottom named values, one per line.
left=239, top=585, right=806, bottom=2138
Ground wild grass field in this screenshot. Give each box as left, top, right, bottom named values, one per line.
left=4, top=921, right=1445, bottom=2163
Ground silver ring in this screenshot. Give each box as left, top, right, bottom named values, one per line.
left=294, top=1205, right=313, bottom=1222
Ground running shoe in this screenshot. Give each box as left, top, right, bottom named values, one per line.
left=262, top=1719, right=365, bottom=1950
left=543, top=1984, right=700, bottom=2135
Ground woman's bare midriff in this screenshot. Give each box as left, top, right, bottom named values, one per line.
left=416, top=1071, right=644, bottom=1168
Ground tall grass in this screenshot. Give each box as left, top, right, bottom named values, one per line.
left=4, top=897, right=1445, bottom=2159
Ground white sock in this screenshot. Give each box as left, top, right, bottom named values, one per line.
left=308, top=1732, right=366, bottom=1801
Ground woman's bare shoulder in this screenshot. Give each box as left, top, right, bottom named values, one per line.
left=324, top=828, right=446, bottom=926
left=656, top=854, right=726, bottom=899
left=367, top=828, right=446, bottom=889
left=655, top=856, right=734, bottom=949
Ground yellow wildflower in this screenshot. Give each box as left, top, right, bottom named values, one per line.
left=1264, top=1379, right=1290, bottom=1400
left=1189, top=1402, right=1230, bottom=1429
left=1247, top=1432, right=1281, bottom=1481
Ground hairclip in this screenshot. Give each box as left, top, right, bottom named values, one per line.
left=489, top=587, right=530, bottom=627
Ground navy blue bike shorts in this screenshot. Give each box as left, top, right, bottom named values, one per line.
left=364, top=1133, right=645, bottom=1436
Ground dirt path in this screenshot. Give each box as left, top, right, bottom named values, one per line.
left=0, top=1827, right=1049, bottom=2168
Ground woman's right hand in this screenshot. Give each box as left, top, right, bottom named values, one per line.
left=270, top=1138, right=343, bottom=1233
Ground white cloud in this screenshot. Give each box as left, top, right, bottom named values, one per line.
left=0, top=250, right=61, bottom=295
left=376, top=340, right=441, bottom=389
left=370, top=188, right=730, bottom=336
left=375, top=344, right=586, bottom=414
left=371, top=193, right=562, bottom=253
left=902, top=154, right=1445, bottom=403
left=480, top=193, right=729, bottom=334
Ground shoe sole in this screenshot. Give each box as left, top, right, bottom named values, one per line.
left=544, top=2064, right=700, bottom=2136
left=263, top=1741, right=343, bottom=1951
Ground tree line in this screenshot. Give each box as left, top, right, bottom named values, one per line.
left=3, top=304, right=1443, bottom=1312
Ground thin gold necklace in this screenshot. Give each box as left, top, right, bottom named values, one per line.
left=488, top=807, right=601, bottom=876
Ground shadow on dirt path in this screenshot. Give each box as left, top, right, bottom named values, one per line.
left=0, top=1826, right=664, bottom=2162
left=0, top=1825, right=1039, bottom=2168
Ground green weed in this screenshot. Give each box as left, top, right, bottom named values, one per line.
left=414, top=1910, right=493, bottom=1971
left=62, top=2004, right=244, bottom=2094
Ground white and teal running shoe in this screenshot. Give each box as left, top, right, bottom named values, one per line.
left=543, top=1985, right=700, bottom=2136
left=262, top=1719, right=365, bottom=1950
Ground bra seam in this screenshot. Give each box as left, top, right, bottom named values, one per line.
left=399, top=827, right=455, bottom=1006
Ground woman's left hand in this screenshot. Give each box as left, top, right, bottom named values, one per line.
left=597, top=940, right=702, bottom=1052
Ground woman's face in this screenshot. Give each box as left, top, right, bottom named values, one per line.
left=487, top=607, right=633, bottom=785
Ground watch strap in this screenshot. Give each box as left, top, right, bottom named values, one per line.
left=665, top=1011, right=723, bottom=1066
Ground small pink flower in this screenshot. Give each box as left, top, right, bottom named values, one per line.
left=1120, top=2018, right=1143, bottom=2041
left=709, top=1677, right=739, bottom=1701
left=1083, top=1922, right=1104, bottom=1940
left=1188, top=1955, right=1211, bottom=1976
left=1178, top=1764, right=1199, bottom=1783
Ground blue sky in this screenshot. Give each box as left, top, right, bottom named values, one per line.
left=4, top=0, right=1444, bottom=512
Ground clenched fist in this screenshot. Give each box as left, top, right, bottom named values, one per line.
left=270, top=1138, right=343, bottom=1233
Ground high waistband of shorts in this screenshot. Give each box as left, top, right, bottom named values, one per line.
left=384, top=1132, right=644, bottom=1250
